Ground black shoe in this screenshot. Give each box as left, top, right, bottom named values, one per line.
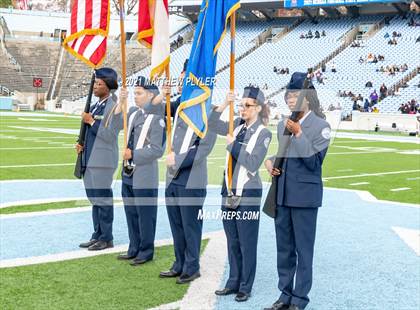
left=88, top=240, right=113, bottom=251
left=117, top=254, right=135, bottom=260
left=159, top=270, right=182, bottom=278
left=176, top=272, right=201, bottom=284
left=288, top=305, right=302, bottom=310
left=264, top=299, right=290, bottom=310
left=215, top=288, right=238, bottom=296
left=130, top=258, right=152, bottom=266
left=235, top=292, right=249, bottom=302
left=79, top=239, right=97, bottom=248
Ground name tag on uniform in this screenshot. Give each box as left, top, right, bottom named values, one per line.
left=94, top=115, right=104, bottom=120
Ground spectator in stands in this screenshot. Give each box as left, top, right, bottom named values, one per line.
left=363, top=99, right=370, bottom=112
left=372, top=55, right=378, bottom=64
left=315, top=31, right=320, bottom=38
left=372, top=106, right=379, bottom=113
left=379, top=83, right=388, bottom=100
left=365, top=81, right=373, bottom=88
left=378, top=55, right=385, bottom=61
left=416, top=35, right=420, bottom=43
left=321, top=30, right=326, bottom=37
left=331, top=62, right=336, bottom=73
left=388, top=38, right=397, bottom=45
left=356, top=94, right=363, bottom=102
left=273, top=66, right=278, bottom=73
left=398, top=103, right=406, bottom=113
left=328, top=104, right=335, bottom=111
left=367, top=53, right=374, bottom=63
left=352, top=101, right=359, bottom=111
left=285, top=68, right=289, bottom=74
left=359, top=56, right=364, bottom=63
left=315, top=70, right=324, bottom=84
left=401, top=80, right=409, bottom=88
left=384, top=32, right=390, bottom=39
left=306, top=30, right=313, bottom=39
left=300, top=33, right=305, bottom=39
left=321, top=63, right=326, bottom=73
left=370, top=90, right=379, bottom=105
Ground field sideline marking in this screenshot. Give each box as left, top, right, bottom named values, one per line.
left=391, top=227, right=420, bottom=256
left=323, top=169, right=420, bottom=180
left=0, top=230, right=226, bottom=269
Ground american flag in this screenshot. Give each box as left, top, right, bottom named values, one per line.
left=63, top=0, right=110, bottom=68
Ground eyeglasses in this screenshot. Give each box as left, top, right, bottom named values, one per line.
left=238, top=103, right=258, bottom=110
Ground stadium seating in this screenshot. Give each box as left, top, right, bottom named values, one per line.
left=215, top=15, right=384, bottom=113
left=0, top=38, right=60, bottom=93
left=316, top=13, right=420, bottom=115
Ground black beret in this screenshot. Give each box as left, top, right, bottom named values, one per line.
left=286, top=72, right=315, bottom=90
left=95, top=67, right=118, bottom=90
left=135, top=76, right=159, bottom=96
left=243, top=86, right=265, bottom=105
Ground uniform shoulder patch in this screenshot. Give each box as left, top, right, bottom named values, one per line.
left=159, top=119, right=165, bottom=128
left=263, top=137, right=270, bottom=149
left=321, top=127, right=331, bottom=140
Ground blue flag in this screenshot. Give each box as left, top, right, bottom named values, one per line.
left=178, top=0, right=240, bottom=138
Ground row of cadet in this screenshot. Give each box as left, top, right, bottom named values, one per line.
left=76, top=63, right=331, bottom=310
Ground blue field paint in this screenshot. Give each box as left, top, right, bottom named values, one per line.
left=215, top=189, right=420, bottom=310
left=1, top=181, right=419, bottom=310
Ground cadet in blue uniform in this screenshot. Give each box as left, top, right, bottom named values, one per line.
left=209, top=87, right=272, bottom=302
left=264, top=72, right=331, bottom=310
left=146, top=61, right=217, bottom=284
left=113, top=77, right=165, bottom=266
left=77, top=68, right=120, bottom=251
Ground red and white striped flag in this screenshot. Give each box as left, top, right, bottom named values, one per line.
left=63, top=0, right=110, bottom=68
left=138, top=0, right=170, bottom=79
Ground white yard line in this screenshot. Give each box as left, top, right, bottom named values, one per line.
left=323, top=169, right=420, bottom=180
left=349, top=182, right=370, bottom=186
left=8, top=126, right=78, bottom=135
left=0, top=163, right=74, bottom=168
left=1, top=147, right=73, bottom=150
left=0, top=197, right=88, bottom=209
left=327, top=150, right=398, bottom=155
left=407, top=177, right=420, bottom=181
left=390, top=187, right=411, bottom=192
left=335, top=132, right=420, bottom=144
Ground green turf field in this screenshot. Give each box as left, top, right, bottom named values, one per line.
left=1, top=112, right=419, bottom=205
left=0, top=240, right=208, bottom=310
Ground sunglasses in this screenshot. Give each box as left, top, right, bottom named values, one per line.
left=238, top=103, right=258, bottom=110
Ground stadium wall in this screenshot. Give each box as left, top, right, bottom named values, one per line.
left=350, top=111, right=419, bottom=132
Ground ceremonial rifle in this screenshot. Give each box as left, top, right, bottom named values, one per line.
left=74, top=72, right=95, bottom=179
